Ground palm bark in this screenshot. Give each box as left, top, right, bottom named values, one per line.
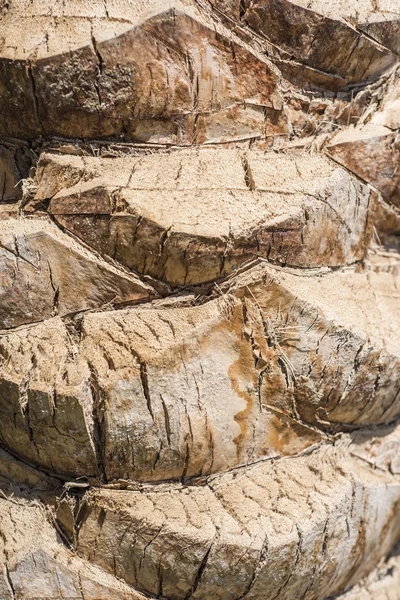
left=0, top=1, right=400, bottom=598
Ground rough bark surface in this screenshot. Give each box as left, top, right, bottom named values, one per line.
left=1, top=0, right=400, bottom=599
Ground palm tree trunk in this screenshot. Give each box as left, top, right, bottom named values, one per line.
left=0, top=1, right=400, bottom=598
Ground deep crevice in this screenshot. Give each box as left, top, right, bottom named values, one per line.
left=88, top=363, right=107, bottom=483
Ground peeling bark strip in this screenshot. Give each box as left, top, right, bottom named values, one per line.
left=324, top=68, right=400, bottom=242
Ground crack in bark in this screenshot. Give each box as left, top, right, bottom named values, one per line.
left=235, top=531, right=269, bottom=599
left=88, top=363, right=107, bottom=482
left=91, top=34, right=104, bottom=107
left=4, top=562, right=15, bottom=600
left=139, top=361, right=155, bottom=423
left=160, top=394, right=171, bottom=446
left=184, top=542, right=214, bottom=599
left=240, top=152, right=256, bottom=191
left=27, top=64, right=44, bottom=133
left=47, top=260, right=60, bottom=315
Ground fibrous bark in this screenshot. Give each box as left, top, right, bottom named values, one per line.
left=1, top=0, right=400, bottom=599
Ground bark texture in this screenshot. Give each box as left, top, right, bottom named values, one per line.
left=1, top=0, right=400, bottom=598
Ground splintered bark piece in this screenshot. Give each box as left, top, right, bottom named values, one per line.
left=326, top=71, right=400, bottom=208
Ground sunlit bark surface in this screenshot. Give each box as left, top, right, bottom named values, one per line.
left=1, top=1, right=400, bottom=598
